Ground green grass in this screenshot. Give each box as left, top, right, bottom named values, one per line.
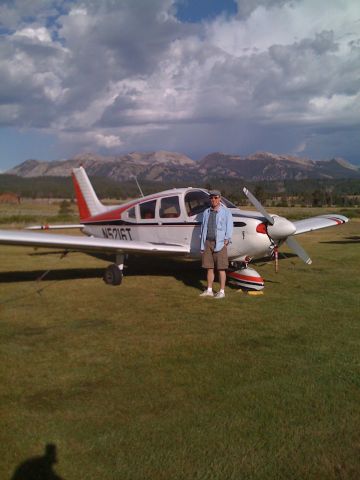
left=0, top=200, right=79, bottom=226
left=0, top=215, right=359, bottom=479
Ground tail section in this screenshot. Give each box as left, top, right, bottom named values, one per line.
left=72, top=167, right=107, bottom=221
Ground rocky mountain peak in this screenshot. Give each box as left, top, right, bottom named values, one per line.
left=5, top=150, right=359, bottom=182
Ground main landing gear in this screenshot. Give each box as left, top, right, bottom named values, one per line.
left=103, top=254, right=125, bottom=286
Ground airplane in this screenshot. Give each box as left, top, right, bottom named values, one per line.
left=0, top=166, right=349, bottom=291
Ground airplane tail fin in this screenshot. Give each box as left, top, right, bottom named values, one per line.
left=72, top=166, right=107, bottom=221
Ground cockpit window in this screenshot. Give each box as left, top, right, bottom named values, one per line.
left=185, top=190, right=236, bottom=216
left=185, top=191, right=210, bottom=216
left=160, top=196, right=180, bottom=218
left=139, top=199, right=156, bottom=219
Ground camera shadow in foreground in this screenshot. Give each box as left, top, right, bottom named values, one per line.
left=10, top=444, right=64, bottom=480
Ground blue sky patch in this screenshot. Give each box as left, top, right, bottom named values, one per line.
left=175, top=0, right=237, bottom=23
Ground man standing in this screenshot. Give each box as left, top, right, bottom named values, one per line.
left=199, top=190, right=233, bottom=298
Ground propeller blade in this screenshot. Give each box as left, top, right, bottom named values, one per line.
left=243, top=187, right=274, bottom=225
left=285, top=237, right=312, bottom=265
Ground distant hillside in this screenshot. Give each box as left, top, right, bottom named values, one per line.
left=6, top=150, right=360, bottom=182
left=0, top=174, right=171, bottom=200
left=7, top=151, right=198, bottom=182
left=199, top=152, right=360, bottom=180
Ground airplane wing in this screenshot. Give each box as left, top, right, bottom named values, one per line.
left=293, top=214, right=348, bottom=235
left=0, top=229, right=190, bottom=255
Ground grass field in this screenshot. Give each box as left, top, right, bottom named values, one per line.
left=0, top=210, right=359, bottom=479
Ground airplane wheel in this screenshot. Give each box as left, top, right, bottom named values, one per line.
left=103, top=264, right=123, bottom=285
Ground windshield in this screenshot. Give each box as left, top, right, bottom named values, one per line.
left=185, top=191, right=209, bottom=216
left=185, top=190, right=236, bottom=216
left=221, top=197, right=236, bottom=208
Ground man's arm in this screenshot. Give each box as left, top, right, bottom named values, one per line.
left=199, top=209, right=209, bottom=251
left=225, top=209, right=233, bottom=243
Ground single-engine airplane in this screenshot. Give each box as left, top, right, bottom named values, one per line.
left=0, top=167, right=348, bottom=290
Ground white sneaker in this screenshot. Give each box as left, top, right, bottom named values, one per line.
left=199, top=290, right=214, bottom=297
left=214, top=291, right=225, bottom=299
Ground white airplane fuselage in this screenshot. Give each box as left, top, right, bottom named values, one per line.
left=80, top=187, right=273, bottom=263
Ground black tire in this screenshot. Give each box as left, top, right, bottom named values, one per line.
left=103, top=264, right=123, bottom=285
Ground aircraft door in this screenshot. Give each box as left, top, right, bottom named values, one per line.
left=159, top=195, right=187, bottom=245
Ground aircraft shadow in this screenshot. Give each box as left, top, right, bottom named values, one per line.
left=0, top=257, right=204, bottom=289
left=0, top=268, right=104, bottom=284
left=29, top=251, right=70, bottom=256
left=320, top=236, right=360, bottom=245
left=126, top=257, right=204, bottom=290
left=253, top=252, right=298, bottom=264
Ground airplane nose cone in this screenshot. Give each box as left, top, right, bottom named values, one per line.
left=267, top=216, right=296, bottom=240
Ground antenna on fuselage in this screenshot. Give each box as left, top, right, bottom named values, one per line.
left=131, top=175, right=144, bottom=197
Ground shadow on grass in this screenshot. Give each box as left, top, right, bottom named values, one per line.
left=253, top=252, right=298, bottom=264
left=320, top=236, right=360, bottom=244
left=0, top=256, right=204, bottom=290
left=0, top=252, right=297, bottom=290
left=126, top=256, right=204, bottom=290
left=10, top=443, right=64, bottom=480
left=0, top=267, right=104, bottom=283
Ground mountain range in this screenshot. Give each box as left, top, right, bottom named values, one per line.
left=6, top=151, right=360, bottom=182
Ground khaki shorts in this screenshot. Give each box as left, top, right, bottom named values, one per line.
left=202, top=240, right=229, bottom=270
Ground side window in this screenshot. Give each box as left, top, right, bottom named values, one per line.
left=139, top=200, right=156, bottom=219
left=127, top=206, right=136, bottom=219
left=160, top=196, right=180, bottom=218
left=185, top=191, right=210, bottom=216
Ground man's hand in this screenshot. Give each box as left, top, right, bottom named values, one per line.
left=224, top=240, right=229, bottom=246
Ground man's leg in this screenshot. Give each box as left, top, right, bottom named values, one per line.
left=200, top=241, right=216, bottom=296
left=207, top=268, right=215, bottom=289
left=218, top=269, right=226, bottom=290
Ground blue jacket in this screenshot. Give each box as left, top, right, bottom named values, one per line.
left=200, top=205, right=233, bottom=252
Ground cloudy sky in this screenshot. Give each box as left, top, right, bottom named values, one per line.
left=1, top=0, right=360, bottom=171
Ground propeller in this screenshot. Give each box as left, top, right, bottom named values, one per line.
left=285, top=237, right=312, bottom=265
left=243, top=187, right=312, bottom=267
left=243, top=188, right=274, bottom=224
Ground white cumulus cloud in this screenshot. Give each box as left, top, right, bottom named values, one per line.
left=0, top=0, right=360, bottom=165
